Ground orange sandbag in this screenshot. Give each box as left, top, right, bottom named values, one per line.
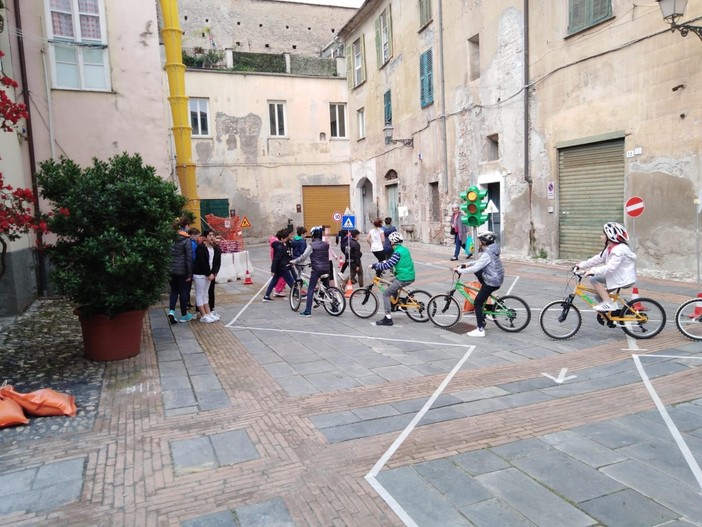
left=0, top=395, right=29, bottom=427
left=0, top=385, right=77, bottom=417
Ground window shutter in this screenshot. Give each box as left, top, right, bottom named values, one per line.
left=386, top=5, right=393, bottom=60
left=426, top=49, right=433, bottom=105
left=346, top=44, right=353, bottom=89
left=568, top=0, right=587, bottom=34
left=375, top=17, right=382, bottom=68
left=592, top=0, right=611, bottom=23
left=419, top=52, right=427, bottom=107
left=384, top=90, right=392, bottom=125
left=360, top=34, right=366, bottom=84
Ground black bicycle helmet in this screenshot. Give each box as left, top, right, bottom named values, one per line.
left=309, top=225, right=324, bottom=239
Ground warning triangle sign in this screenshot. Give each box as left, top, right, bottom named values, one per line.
left=240, top=216, right=252, bottom=228
left=342, top=218, right=354, bottom=229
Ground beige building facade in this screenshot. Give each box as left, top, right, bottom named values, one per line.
left=339, top=0, right=701, bottom=275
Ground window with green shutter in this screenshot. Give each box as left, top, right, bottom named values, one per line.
left=384, top=90, right=392, bottom=125
left=420, top=49, right=434, bottom=108
left=568, top=0, right=612, bottom=35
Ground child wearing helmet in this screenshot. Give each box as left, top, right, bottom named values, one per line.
left=454, top=231, right=504, bottom=337
left=370, top=231, right=415, bottom=326
left=290, top=225, right=332, bottom=317
left=575, top=222, right=637, bottom=312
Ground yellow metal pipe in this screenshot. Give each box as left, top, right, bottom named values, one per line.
left=159, top=0, right=200, bottom=227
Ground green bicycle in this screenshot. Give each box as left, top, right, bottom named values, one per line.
left=427, top=270, right=531, bottom=332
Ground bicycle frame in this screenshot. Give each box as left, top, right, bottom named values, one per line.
left=568, top=275, right=637, bottom=324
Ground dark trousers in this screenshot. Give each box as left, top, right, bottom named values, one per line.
left=169, top=274, right=190, bottom=316
left=453, top=233, right=462, bottom=258
left=208, top=280, right=216, bottom=310
left=473, top=283, right=500, bottom=329
left=264, top=268, right=295, bottom=298
left=303, top=269, right=329, bottom=313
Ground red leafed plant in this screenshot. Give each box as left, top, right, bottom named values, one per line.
left=0, top=49, right=47, bottom=280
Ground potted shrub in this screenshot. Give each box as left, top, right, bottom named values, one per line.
left=37, top=153, right=187, bottom=361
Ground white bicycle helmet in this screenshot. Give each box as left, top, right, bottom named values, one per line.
left=388, top=232, right=404, bottom=245
left=603, top=222, right=628, bottom=243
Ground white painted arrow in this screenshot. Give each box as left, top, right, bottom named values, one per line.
left=541, top=368, right=577, bottom=384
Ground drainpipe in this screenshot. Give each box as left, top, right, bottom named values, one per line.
left=438, top=0, right=449, bottom=195
left=159, top=0, right=200, bottom=227
left=523, top=0, right=535, bottom=254
left=13, top=0, right=47, bottom=296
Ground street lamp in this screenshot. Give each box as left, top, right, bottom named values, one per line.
left=658, top=0, right=702, bottom=40
left=383, top=124, right=413, bottom=148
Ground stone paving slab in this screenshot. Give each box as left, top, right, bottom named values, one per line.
left=2, top=245, right=701, bottom=526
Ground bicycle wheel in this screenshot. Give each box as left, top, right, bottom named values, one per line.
left=491, top=295, right=531, bottom=333
left=620, top=297, right=666, bottom=339
left=289, top=280, right=302, bottom=311
left=322, top=286, right=346, bottom=316
left=427, top=294, right=462, bottom=329
left=404, top=289, right=431, bottom=322
left=539, top=300, right=582, bottom=340
left=349, top=288, right=379, bottom=318
left=675, top=298, right=702, bottom=341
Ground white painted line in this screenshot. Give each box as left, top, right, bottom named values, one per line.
left=225, top=278, right=272, bottom=326
left=505, top=275, right=519, bottom=296
left=632, top=354, right=702, bottom=491
left=227, top=325, right=474, bottom=349
left=640, top=354, right=702, bottom=360
left=367, top=345, right=475, bottom=478
left=365, top=474, right=419, bottom=527
left=621, top=332, right=643, bottom=352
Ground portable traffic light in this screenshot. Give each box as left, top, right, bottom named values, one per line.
left=460, top=185, right=488, bottom=227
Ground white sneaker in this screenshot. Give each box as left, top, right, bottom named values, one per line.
left=200, top=313, right=216, bottom=323
left=209, top=312, right=221, bottom=321
left=273, top=292, right=286, bottom=298
left=466, top=328, right=485, bottom=337
left=592, top=302, right=615, bottom=312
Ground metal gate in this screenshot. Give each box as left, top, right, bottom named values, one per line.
left=302, top=185, right=350, bottom=231
left=558, top=139, right=625, bottom=259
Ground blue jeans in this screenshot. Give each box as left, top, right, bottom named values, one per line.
left=453, top=233, right=462, bottom=258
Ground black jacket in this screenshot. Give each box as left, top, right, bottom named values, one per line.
left=349, top=238, right=362, bottom=265
left=193, top=243, right=213, bottom=276
left=211, top=245, right=222, bottom=275
left=270, top=240, right=292, bottom=274
left=170, top=232, right=192, bottom=277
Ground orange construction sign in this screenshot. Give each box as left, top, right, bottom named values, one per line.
left=240, top=216, right=252, bottom=228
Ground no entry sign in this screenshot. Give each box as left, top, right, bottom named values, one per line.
left=625, top=196, right=645, bottom=218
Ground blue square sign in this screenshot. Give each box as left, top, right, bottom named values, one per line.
left=341, top=215, right=356, bottom=230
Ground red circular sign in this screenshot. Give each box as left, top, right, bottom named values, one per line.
left=625, top=196, right=645, bottom=218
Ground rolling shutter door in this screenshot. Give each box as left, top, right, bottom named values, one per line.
left=302, top=185, right=350, bottom=230
left=558, top=139, right=624, bottom=259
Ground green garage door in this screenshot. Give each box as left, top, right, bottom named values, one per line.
left=558, top=139, right=624, bottom=259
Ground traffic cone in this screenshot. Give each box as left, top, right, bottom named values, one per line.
left=243, top=268, right=253, bottom=285
left=630, top=286, right=646, bottom=311
left=344, top=279, right=354, bottom=298
left=689, top=292, right=702, bottom=318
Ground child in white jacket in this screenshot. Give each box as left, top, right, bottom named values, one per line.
left=575, top=222, right=637, bottom=312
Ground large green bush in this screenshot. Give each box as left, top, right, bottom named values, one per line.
left=37, top=153, right=187, bottom=317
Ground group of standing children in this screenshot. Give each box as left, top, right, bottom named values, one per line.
left=168, top=216, right=222, bottom=324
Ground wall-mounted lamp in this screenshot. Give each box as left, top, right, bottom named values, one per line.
left=658, top=0, right=702, bottom=41
left=383, top=124, right=414, bottom=148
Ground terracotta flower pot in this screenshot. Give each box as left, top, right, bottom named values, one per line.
left=77, top=309, right=146, bottom=361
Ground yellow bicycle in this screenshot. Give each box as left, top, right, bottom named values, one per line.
left=348, top=273, right=431, bottom=322
left=539, top=270, right=666, bottom=340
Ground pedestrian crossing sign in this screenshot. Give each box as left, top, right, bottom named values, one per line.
left=341, top=215, right=356, bottom=229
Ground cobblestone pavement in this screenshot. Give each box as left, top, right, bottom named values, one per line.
left=0, top=242, right=701, bottom=526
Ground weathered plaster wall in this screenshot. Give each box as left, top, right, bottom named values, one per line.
left=18, top=0, right=171, bottom=176
left=179, top=0, right=356, bottom=55
left=185, top=70, right=351, bottom=239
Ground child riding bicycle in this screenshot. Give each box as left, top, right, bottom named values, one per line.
left=573, top=222, right=637, bottom=312
left=370, top=232, right=415, bottom=327
left=453, top=231, right=504, bottom=337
